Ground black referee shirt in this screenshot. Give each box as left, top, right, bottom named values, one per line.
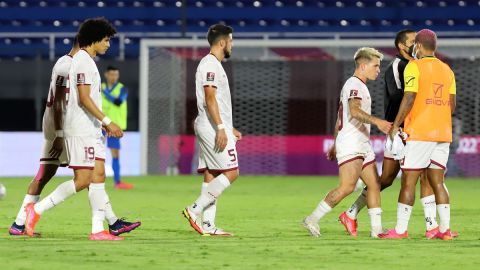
left=384, top=54, right=409, bottom=124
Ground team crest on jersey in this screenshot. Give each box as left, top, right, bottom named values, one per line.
left=77, top=73, right=85, bottom=84
left=349, top=89, right=359, bottom=97
left=206, top=72, right=215, bottom=81
left=55, top=75, right=65, bottom=86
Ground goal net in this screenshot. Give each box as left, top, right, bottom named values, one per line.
left=140, top=38, right=480, bottom=177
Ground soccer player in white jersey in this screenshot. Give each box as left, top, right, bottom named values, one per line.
left=303, top=47, right=392, bottom=238
left=8, top=38, right=79, bottom=236
left=25, top=18, right=140, bottom=240
left=182, top=24, right=242, bottom=236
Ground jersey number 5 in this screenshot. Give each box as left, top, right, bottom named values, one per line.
left=228, top=149, right=237, bottom=162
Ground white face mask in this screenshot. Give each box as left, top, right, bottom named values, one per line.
left=411, top=43, right=418, bottom=59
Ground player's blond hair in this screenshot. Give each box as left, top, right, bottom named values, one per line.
left=354, top=47, right=383, bottom=67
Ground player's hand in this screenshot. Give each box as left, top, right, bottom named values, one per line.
left=106, top=122, right=124, bottom=138
left=376, top=119, right=393, bottom=135
left=326, top=145, right=336, bottom=161
left=389, top=125, right=400, bottom=141
left=233, top=128, right=242, bottom=141
left=48, top=137, right=64, bottom=159
left=215, top=129, right=228, bottom=152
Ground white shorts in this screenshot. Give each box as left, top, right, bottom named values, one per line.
left=401, top=141, right=450, bottom=171
left=39, top=139, right=68, bottom=167
left=195, top=125, right=239, bottom=173
left=383, top=135, right=395, bottom=160
left=336, top=141, right=375, bottom=169
left=95, top=136, right=106, bottom=161
left=65, top=136, right=106, bottom=169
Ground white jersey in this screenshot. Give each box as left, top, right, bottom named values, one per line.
left=194, top=54, right=233, bottom=130
left=42, top=55, right=72, bottom=140
left=64, top=49, right=102, bottom=137
left=335, top=76, right=372, bottom=155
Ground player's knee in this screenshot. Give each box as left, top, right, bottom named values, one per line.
left=339, top=183, right=356, bottom=195
left=94, top=171, right=106, bottom=182
left=224, top=169, right=239, bottom=183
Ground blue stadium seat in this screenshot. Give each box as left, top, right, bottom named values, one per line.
left=0, top=0, right=479, bottom=58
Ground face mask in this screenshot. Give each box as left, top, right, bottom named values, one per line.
left=411, top=43, right=418, bottom=59
left=407, top=44, right=414, bottom=57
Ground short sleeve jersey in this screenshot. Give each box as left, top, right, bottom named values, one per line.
left=335, top=76, right=372, bottom=149
left=194, top=54, right=233, bottom=130
left=42, top=55, right=72, bottom=140
left=64, top=49, right=102, bottom=137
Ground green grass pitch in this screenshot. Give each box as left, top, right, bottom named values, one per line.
left=1, top=176, right=480, bottom=270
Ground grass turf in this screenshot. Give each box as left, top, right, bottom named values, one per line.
left=1, top=176, right=480, bottom=270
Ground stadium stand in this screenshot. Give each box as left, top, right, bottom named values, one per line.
left=0, top=0, right=480, bottom=59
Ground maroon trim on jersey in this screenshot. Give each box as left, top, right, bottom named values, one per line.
left=348, top=97, right=362, bottom=100
left=353, top=76, right=367, bottom=85
left=66, top=54, right=73, bottom=58
left=95, top=157, right=105, bottom=161
left=362, top=159, right=376, bottom=169
left=76, top=83, right=91, bottom=86
left=383, top=156, right=395, bottom=161
left=203, top=84, right=217, bottom=89
left=209, top=167, right=239, bottom=173
left=59, top=163, right=69, bottom=167
left=69, top=165, right=94, bottom=170
left=338, top=156, right=364, bottom=167
left=430, top=160, right=446, bottom=170
left=198, top=167, right=239, bottom=174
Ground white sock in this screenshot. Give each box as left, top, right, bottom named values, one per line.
left=309, top=200, right=332, bottom=223
left=201, top=182, right=217, bottom=229
left=101, top=188, right=118, bottom=226
left=421, top=195, right=438, bottom=230
left=437, top=204, right=450, bottom=233
left=395, top=203, right=413, bottom=234
left=14, top=194, right=39, bottom=226
left=34, top=180, right=76, bottom=215
left=346, top=189, right=367, bottom=219
left=89, top=183, right=106, bottom=234
left=189, top=174, right=230, bottom=216
left=368, top=207, right=383, bottom=234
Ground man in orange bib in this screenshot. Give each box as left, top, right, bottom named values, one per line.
left=380, top=29, right=456, bottom=240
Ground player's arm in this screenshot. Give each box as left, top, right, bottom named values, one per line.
left=233, top=127, right=242, bottom=141
left=49, top=77, right=67, bottom=158
left=391, top=61, right=419, bottom=139
left=103, top=87, right=128, bottom=106
left=204, top=85, right=227, bottom=152
left=349, top=99, right=392, bottom=134
left=449, top=73, right=457, bottom=114
left=326, top=117, right=340, bottom=161
left=78, top=85, right=123, bottom=138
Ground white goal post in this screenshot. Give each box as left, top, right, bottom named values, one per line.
left=139, top=38, right=480, bottom=175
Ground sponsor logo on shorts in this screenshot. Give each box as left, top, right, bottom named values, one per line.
left=206, top=72, right=215, bottom=82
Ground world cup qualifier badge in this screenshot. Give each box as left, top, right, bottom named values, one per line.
left=55, top=75, right=65, bottom=86
left=349, top=89, right=358, bottom=97
left=206, top=72, right=215, bottom=81
left=77, top=73, right=85, bottom=84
